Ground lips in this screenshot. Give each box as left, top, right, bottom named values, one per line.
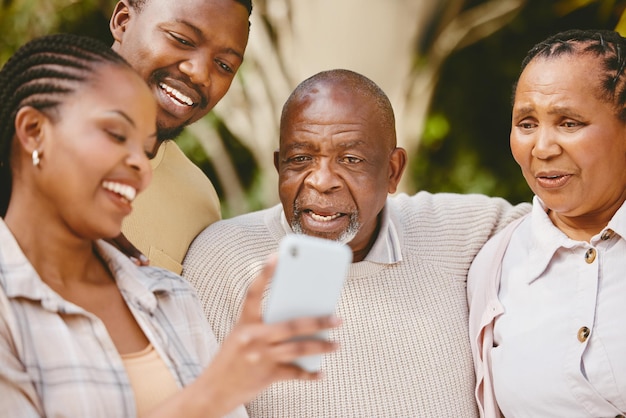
left=154, top=78, right=204, bottom=120
left=299, top=207, right=350, bottom=233
left=102, top=181, right=137, bottom=203
left=535, top=172, right=573, bottom=189
left=307, top=210, right=343, bottom=222
left=160, top=82, right=193, bottom=106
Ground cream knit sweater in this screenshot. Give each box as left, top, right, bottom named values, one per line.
left=183, top=192, right=530, bottom=417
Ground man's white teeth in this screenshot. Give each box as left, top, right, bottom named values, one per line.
left=160, top=83, right=193, bottom=106
left=310, top=212, right=341, bottom=222
left=102, top=181, right=137, bottom=202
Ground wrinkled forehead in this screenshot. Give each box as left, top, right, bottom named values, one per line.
left=286, top=82, right=375, bottom=122
left=515, top=52, right=606, bottom=100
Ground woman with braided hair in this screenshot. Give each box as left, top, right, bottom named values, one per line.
left=468, top=29, right=626, bottom=418
left=0, top=33, right=339, bottom=417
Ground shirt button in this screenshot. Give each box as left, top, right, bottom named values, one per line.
left=615, top=415, right=625, bottom=418
left=601, top=229, right=615, bottom=240
left=584, top=248, right=596, bottom=264
left=577, top=326, right=590, bottom=342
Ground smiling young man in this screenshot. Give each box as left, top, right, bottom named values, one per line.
left=109, top=0, right=251, bottom=273
left=183, top=69, right=530, bottom=417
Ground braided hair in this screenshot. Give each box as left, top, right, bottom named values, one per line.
left=516, top=29, right=626, bottom=122
left=0, top=33, right=132, bottom=217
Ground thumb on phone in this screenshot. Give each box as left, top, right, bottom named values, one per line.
left=239, top=253, right=277, bottom=324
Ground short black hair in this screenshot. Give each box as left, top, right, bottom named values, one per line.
left=129, top=0, right=253, bottom=16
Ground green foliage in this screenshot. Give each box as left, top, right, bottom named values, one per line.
left=421, top=113, right=450, bottom=149
left=414, top=0, right=626, bottom=204
left=0, top=0, right=113, bottom=65
left=3, top=0, right=626, bottom=208
left=178, top=113, right=260, bottom=214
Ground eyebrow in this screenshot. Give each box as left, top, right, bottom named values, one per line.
left=110, top=110, right=136, bottom=127
left=548, top=106, right=585, bottom=119
left=283, top=139, right=367, bottom=152
left=512, top=106, right=533, bottom=117
left=284, top=142, right=316, bottom=152
left=176, top=19, right=244, bottom=60
left=337, top=139, right=366, bottom=149
left=512, top=105, right=585, bottom=119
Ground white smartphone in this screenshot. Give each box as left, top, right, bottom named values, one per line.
left=263, top=234, right=352, bottom=372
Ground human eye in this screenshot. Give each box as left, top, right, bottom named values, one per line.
left=282, top=153, right=313, bottom=169
left=216, top=59, right=234, bottom=74
left=106, top=129, right=126, bottom=143
left=561, top=119, right=583, bottom=129
left=169, top=32, right=194, bottom=47
left=515, top=118, right=537, bottom=131
left=339, top=155, right=363, bottom=164
left=287, top=155, right=311, bottom=164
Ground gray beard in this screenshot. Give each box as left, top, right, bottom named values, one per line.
left=290, top=204, right=361, bottom=245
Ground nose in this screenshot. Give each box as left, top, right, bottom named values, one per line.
left=531, top=127, right=561, bottom=160
left=179, top=55, right=211, bottom=87
left=303, top=159, right=343, bottom=193
left=126, top=147, right=151, bottom=184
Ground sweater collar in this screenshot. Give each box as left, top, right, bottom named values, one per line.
left=277, top=199, right=401, bottom=265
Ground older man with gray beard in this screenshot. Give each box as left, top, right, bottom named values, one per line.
left=182, top=69, right=529, bottom=417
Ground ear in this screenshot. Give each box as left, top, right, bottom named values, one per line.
left=386, top=147, right=407, bottom=194
left=13, top=107, right=48, bottom=155
left=110, top=1, right=132, bottom=44
left=273, top=150, right=280, bottom=172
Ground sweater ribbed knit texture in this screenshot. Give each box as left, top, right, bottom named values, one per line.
left=183, top=192, right=530, bottom=417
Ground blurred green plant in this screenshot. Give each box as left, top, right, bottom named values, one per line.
left=414, top=0, right=626, bottom=204
left=2, top=0, right=626, bottom=210
left=0, top=0, right=113, bottom=64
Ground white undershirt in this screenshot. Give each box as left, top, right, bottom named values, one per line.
left=492, top=197, right=626, bottom=418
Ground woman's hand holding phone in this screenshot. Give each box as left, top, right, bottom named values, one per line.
left=195, top=240, right=347, bottom=415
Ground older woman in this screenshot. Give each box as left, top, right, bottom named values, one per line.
left=0, top=33, right=338, bottom=417
left=468, top=29, right=626, bottom=418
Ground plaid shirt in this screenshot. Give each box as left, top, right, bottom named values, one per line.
left=0, top=220, right=247, bottom=418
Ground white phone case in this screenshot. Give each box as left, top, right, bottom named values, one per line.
left=263, top=234, right=352, bottom=372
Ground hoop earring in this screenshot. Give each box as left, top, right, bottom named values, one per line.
left=32, top=149, right=41, bottom=167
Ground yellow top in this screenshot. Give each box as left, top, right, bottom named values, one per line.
left=121, top=344, right=180, bottom=417
left=122, top=141, right=221, bottom=274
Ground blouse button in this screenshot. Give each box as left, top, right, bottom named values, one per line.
left=577, top=326, right=590, bottom=343
left=601, top=229, right=614, bottom=240
left=584, top=248, right=596, bottom=264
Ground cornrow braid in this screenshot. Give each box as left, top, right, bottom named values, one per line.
left=0, top=33, right=131, bottom=216
left=515, top=29, right=626, bottom=121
